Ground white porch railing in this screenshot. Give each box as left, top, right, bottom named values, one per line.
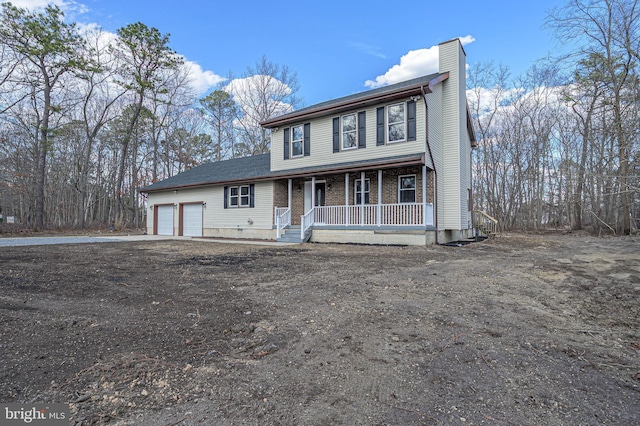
left=301, top=209, right=314, bottom=240
left=312, top=203, right=433, bottom=227
left=275, top=208, right=291, bottom=237
left=274, top=207, right=289, bottom=225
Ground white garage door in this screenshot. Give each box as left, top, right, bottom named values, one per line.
left=182, top=204, right=203, bottom=237
left=156, top=205, right=174, bottom=235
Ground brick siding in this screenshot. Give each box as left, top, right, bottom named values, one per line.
left=273, top=167, right=434, bottom=225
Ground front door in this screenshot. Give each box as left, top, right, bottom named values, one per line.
left=315, top=182, right=326, bottom=207
left=304, top=181, right=326, bottom=214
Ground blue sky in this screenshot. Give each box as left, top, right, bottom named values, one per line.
left=15, top=0, right=567, bottom=107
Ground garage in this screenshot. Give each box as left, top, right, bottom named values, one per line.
left=181, top=203, right=203, bottom=237
left=156, top=205, right=174, bottom=235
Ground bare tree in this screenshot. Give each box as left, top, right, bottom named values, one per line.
left=226, top=56, right=301, bottom=155
left=547, top=0, right=640, bottom=234
left=0, top=3, right=89, bottom=229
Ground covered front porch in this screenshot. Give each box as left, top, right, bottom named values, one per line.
left=273, top=165, right=434, bottom=241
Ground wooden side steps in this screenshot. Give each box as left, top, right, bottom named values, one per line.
left=473, top=210, right=499, bottom=237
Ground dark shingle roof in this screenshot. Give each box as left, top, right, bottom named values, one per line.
left=140, top=152, right=426, bottom=193
left=140, top=154, right=273, bottom=192
left=262, top=72, right=443, bottom=127
left=298, top=73, right=440, bottom=114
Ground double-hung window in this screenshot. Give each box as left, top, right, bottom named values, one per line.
left=376, top=101, right=415, bottom=146
left=228, top=185, right=251, bottom=207
left=342, top=113, right=357, bottom=150
left=387, top=103, right=406, bottom=143
left=354, top=179, right=370, bottom=204
left=291, top=125, right=304, bottom=157
left=398, top=175, right=416, bottom=203
left=284, top=123, right=310, bottom=159
left=333, top=112, right=365, bottom=152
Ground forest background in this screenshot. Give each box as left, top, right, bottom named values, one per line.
left=0, top=0, right=637, bottom=235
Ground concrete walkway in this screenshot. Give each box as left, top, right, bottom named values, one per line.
left=0, top=234, right=296, bottom=247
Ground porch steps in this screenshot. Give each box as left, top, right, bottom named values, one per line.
left=473, top=210, right=499, bottom=236
left=277, top=226, right=310, bottom=243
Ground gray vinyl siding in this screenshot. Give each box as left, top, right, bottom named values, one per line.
left=270, top=100, right=426, bottom=173
left=439, top=40, right=464, bottom=230
left=147, top=182, right=274, bottom=234
left=209, top=182, right=274, bottom=229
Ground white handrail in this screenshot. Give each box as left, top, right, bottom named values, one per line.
left=301, top=209, right=314, bottom=240
left=276, top=208, right=291, bottom=237
left=274, top=207, right=289, bottom=225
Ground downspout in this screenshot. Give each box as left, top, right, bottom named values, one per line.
left=421, top=85, right=439, bottom=244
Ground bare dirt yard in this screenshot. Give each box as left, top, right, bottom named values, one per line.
left=0, top=233, right=638, bottom=425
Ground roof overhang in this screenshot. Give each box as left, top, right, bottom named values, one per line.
left=142, top=154, right=426, bottom=194
left=261, top=73, right=449, bottom=128
left=273, top=153, right=426, bottom=179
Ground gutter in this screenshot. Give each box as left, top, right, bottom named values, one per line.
left=421, top=84, right=439, bottom=245
left=262, top=72, right=450, bottom=128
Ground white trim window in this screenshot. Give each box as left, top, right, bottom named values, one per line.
left=354, top=178, right=370, bottom=204
left=398, top=175, right=416, bottom=203
left=229, top=185, right=250, bottom=207
left=291, top=125, right=304, bottom=157
left=341, top=113, right=357, bottom=150
left=387, top=103, right=406, bottom=143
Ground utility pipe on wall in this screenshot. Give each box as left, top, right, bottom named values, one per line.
left=421, top=85, right=439, bottom=245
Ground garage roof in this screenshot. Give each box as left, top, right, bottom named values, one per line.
left=140, top=154, right=273, bottom=193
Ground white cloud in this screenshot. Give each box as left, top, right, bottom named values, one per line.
left=9, top=0, right=64, bottom=9
left=182, top=60, right=226, bottom=96
left=364, top=35, right=476, bottom=89
left=458, top=35, right=476, bottom=46
left=76, top=23, right=224, bottom=97
left=9, top=0, right=88, bottom=14
left=467, top=85, right=521, bottom=116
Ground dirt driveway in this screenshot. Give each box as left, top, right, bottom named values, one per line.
left=0, top=233, right=638, bottom=425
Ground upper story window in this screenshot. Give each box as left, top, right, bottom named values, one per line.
left=333, top=111, right=366, bottom=153
left=342, top=114, right=357, bottom=150
left=376, top=100, right=416, bottom=146
left=283, top=123, right=310, bottom=160
left=398, top=175, right=416, bottom=203
left=387, top=103, right=406, bottom=143
left=291, top=125, right=304, bottom=157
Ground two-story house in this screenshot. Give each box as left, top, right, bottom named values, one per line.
left=140, top=39, right=476, bottom=245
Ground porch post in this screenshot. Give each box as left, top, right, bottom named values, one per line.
left=345, top=173, right=350, bottom=225
left=287, top=179, right=292, bottom=210
left=311, top=176, right=316, bottom=208
left=377, top=170, right=382, bottom=226
left=422, top=165, right=427, bottom=226
left=360, top=171, right=365, bottom=226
